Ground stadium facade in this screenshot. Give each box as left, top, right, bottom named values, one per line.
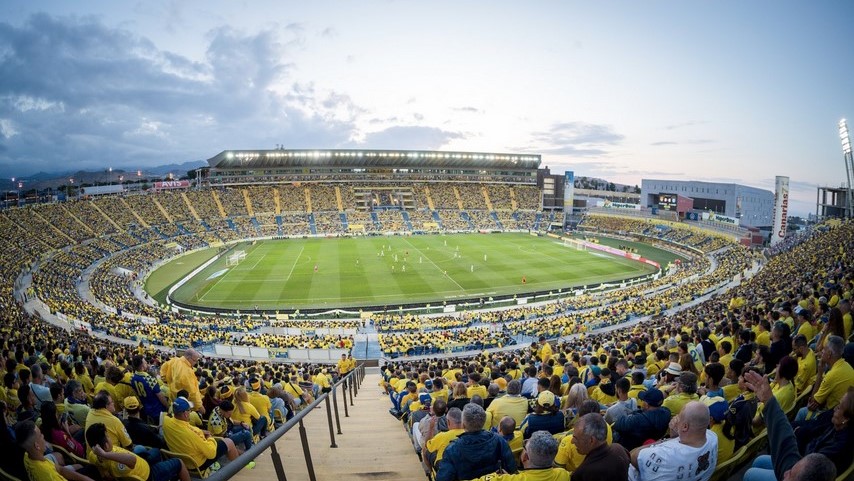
left=640, top=179, right=774, bottom=227
left=202, top=149, right=541, bottom=185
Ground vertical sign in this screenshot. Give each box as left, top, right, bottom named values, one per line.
left=564, top=171, right=575, bottom=211
left=771, top=175, right=789, bottom=246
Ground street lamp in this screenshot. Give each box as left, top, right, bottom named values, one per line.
left=840, top=119, right=854, bottom=218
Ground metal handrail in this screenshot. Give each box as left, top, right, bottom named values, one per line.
left=205, top=364, right=366, bottom=481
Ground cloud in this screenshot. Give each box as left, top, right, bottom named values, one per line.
left=664, top=120, right=709, bottom=130
left=452, top=106, right=482, bottom=114
left=519, top=121, right=624, bottom=157
left=355, top=126, right=465, bottom=150
left=0, top=14, right=365, bottom=176
left=650, top=139, right=715, bottom=147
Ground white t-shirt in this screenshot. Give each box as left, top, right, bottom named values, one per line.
left=629, top=430, right=718, bottom=481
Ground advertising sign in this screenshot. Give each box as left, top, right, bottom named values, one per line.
left=771, top=176, right=789, bottom=246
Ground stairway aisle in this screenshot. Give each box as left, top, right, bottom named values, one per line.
left=232, top=371, right=425, bottom=481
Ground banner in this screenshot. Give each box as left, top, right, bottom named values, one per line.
left=153, top=180, right=190, bottom=190
left=771, top=176, right=789, bottom=246
left=708, top=213, right=740, bottom=226
left=603, top=200, right=641, bottom=210
left=564, top=171, right=575, bottom=210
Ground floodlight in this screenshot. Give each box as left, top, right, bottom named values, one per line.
left=840, top=119, right=851, bottom=155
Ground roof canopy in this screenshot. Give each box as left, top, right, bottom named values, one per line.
left=207, top=149, right=541, bottom=170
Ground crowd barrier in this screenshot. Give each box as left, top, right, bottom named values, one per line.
left=205, top=364, right=365, bottom=481
left=213, top=344, right=350, bottom=361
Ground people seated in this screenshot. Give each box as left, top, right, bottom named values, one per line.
left=162, top=397, right=243, bottom=472
left=86, top=422, right=189, bottom=481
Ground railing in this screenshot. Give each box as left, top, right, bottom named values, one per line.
left=206, top=364, right=366, bottom=481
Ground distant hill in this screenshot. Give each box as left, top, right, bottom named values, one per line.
left=574, top=176, right=640, bottom=193
left=1, top=160, right=206, bottom=191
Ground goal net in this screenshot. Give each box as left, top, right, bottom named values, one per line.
left=562, top=238, right=587, bottom=251
left=226, top=250, right=247, bottom=266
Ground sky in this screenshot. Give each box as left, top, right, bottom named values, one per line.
left=1, top=1, right=853, bottom=216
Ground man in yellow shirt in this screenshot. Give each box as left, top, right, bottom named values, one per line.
left=17, top=420, right=93, bottom=481
left=662, top=372, right=700, bottom=418
left=162, top=398, right=240, bottom=472
left=486, top=380, right=530, bottom=428
left=538, top=337, right=553, bottom=364
left=247, top=378, right=273, bottom=434
left=85, top=391, right=134, bottom=450
left=797, top=335, right=854, bottom=421
left=86, top=422, right=189, bottom=481
left=424, top=407, right=464, bottom=473
left=792, top=335, right=817, bottom=394
left=160, top=350, right=205, bottom=415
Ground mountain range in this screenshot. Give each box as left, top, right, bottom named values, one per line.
left=0, top=161, right=207, bottom=192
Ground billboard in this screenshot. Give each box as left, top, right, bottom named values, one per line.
left=771, top=176, right=789, bottom=246
left=154, top=180, right=191, bottom=190
left=603, top=200, right=641, bottom=210
left=708, top=213, right=740, bottom=226
left=564, top=171, right=575, bottom=210
left=81, top=184, right=124, bottom=196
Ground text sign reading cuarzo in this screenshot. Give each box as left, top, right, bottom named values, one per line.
left=154, top=180, right=191, bottom=190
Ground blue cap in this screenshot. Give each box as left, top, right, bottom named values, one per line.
left=419, top=393, right=432, bottom=405
left=638, top=388, right=664, bottom=407
left=172, top=397, right=193, bottom=413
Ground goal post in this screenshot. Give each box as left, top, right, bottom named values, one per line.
left=226, top=250, right=247, bottom=266
left=562, top=238, right=587, bottom=251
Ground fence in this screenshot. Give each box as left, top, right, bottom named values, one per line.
left=206, top=363, right=366, bottom=481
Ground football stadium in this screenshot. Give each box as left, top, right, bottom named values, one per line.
left=4, top=144, right=853, bottom=481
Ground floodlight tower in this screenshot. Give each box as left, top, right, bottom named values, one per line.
left=840, top=119, right=854, bottom=218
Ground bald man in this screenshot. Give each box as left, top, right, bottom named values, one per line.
left=629, top=401, right=718, bottom=481
left=160, top=349, right=205, bottom=414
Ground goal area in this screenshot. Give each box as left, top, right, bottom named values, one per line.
left=226, top=250, right=247, bottom=266
left=562, top=238, right=587, bottom=251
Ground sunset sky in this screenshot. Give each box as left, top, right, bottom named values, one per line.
left=1, top=1, right=853, bottom=215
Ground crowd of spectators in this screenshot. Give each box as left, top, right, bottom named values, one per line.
left=378, top=219, right=854, bottom=481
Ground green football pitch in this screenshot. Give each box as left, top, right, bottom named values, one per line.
left=148, top=233, right=672, bottom=310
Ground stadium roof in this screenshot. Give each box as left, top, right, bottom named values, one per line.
left=207, top=149, right=541, bottom=170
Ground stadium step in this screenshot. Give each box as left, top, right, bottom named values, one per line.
left=180, top=192, right=201, bottom=220
left=211, top=191, right=228, bottom=218
left=230, top=372, right=425, bottom=481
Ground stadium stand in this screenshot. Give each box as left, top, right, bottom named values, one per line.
left=2, top=149, right=850, bottom=480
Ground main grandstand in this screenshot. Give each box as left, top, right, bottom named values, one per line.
left=2, top=148, right=851, bottom=481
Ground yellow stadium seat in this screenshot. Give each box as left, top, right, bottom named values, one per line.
left=836, top=458, right=854, bottom=481
left=709, top=445, right=747, bottom=481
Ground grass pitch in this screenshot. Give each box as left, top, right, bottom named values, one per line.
left=154, top=233, right=670, bottom=310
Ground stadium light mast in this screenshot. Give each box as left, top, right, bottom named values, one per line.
left=840, top=119, right=854, bottom=218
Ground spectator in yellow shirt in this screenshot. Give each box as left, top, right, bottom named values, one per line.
left=160, top=350, right=205, bottom=415
left=797, top=336, right=854, bottom=421
left=16, top=420, right=94, bottom=481
left=792, top=335, right=817, bottom=394
left=85, top=422, right=189, bottom=481
left=162, top=398, right=239, bottom=472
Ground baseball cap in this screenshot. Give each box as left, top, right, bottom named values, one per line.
left=424, top=379, right=433, bottom=389
left=664, top=362, right=682, bottom=376
left=419, top=393, right=432, bottom=406
left=537, top=391, right=556, bottom=407
left=702, top=396, right=728, bottom=422
left=638, top=388, right=664, bottom=407
left=172, top=397, right=194, bottom=414
left=124, top=396, right=140, bottom=411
